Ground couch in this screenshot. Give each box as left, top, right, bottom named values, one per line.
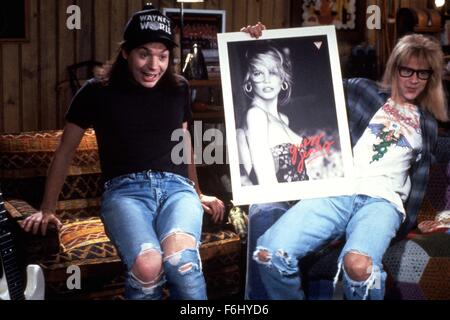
left=0, top=129, right=245, bottom=300
left=246, top=133, right=450, bottom=300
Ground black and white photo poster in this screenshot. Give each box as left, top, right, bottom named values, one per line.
left=218, top=26, right=354, bottom=205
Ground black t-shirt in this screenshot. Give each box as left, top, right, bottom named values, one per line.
left=65, top=76, right=192, bottom=182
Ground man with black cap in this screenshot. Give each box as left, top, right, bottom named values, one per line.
left=21, top=5, right=225, bottom=300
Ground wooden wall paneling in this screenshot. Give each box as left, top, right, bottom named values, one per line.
left=247, top=0, right=262, bottom=27
left=129, top=0, right=165, bottom=14
left=159, top=0, right=175, bottom=11
left=221, top=0, right=233, bottom=32
left=39, top=0, right=58, bottom=130
left=261, top=0, right=275, bottom=28
left=20, top=0, right=39, bottom=131
left=76, top=0, right=94, bottom=66
left=110, top=0, right=128, bottom=59
left=285, top=0, right=293, bottom=27
left=400, top=0, right=428, bottom=8
left=1, top=0, right=345, bottom=133
left=205, top=0, right=220, bottom=10
left=190, top=1, right=206, bottom=10
left=128, top=0, right=143, bottom=18
left=272, top=0, right=290, bottom=28
left=2, top=45, right=21, bottom=133
left=401, top=0, right=411, bottom=7
left=94, top=0, right=110, bottom=63
left=74, top=0, right=95, bottom=127
left=232, top=0, right=248, bottom=32
left=366, top=0, right=377, bottom=48
left=150, top=0, right=162, bottom=10
left=57, top=0, right=77, bottom=128
left=290, top=0, right=302, bottom=27
left=71, top=0, right=95, bottom=127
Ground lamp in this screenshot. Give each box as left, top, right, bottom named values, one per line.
left=177, top=0, right=204, bottom=64
left=435, top=0, right=445, bottom=8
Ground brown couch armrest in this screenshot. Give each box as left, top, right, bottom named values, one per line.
left=4, top=198, right=38, bottom=220
left=4, top=199, right=60, bottom=256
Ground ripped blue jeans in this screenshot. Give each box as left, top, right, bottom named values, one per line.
left=245, top=201, right=293, bottom=300
left=100, top=170, right=206, bottom=300
left=254, top=195, right=402, bottom=300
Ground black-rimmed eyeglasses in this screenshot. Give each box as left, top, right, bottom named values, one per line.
left=398, top=66, right=433, bottom=80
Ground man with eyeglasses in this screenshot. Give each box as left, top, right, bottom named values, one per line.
left=398, top=65, right=433, bottom=80
left=242, top=24, right=449, bottom=300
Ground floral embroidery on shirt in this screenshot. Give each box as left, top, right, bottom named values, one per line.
left=368, top=123, right=411, bottom=163
left=366, top=100, right=421, bottom=163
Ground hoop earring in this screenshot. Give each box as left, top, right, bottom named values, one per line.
left=245, top=83, right=252, bottom=93
left=281, top=82, right=289, bottom=91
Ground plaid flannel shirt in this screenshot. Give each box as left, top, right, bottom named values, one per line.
left=343, top=78, right=438, bottom=238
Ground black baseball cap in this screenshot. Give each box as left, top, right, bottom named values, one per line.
left=123, top=5, right=178, bottom=50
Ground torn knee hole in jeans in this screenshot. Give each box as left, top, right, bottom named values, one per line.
left=138, top=244, right=161, bottom=256
left=346, top=249, right=370, bottom=259
left=165, top=249, right=188, bottom=266
left=161, top=230, right=196, bottom=246
left=275, top=249, right=292, bottom=264
left=344, top=250, right=373, bottom=280
left=179, top=262, right=194, bottom=274
left=164, top=249, right=200, bottom=275
left=130, top=269, right=164, bottom=288
left=253, top=248, right=272, bottom=265
left=254, top=247, right=293, bottom=265
left=130, top=245, right=164, bottom=288
left=336, top=250, right=380, bottom=300
left=254, top=247, right=298, bottom=277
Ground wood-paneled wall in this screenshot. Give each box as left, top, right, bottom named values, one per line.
left=366, top=0, right=430, bottom=76
left=0, top=0, right=292, bottom=133
left=1, top=0, right=434, bottom=133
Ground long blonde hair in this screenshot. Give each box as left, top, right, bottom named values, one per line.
left=382, top=34, right=448, bottom=122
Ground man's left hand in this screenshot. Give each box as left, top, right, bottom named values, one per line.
left=200, top=194, right=225, bottom=223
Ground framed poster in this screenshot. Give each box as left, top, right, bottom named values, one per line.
left=301, top=0, right=356, bottom=30
left=162, top=8, right=226, bottom=63
left=0, top=0, right=29, bottom=42
left=218, top=26, right=354, bottom=205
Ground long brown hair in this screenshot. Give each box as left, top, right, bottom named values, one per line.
left=382, top=34, right=448, bottom=122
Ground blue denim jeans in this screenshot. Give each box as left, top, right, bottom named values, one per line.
left=245, top=202, right=292, bottom=300
left=100, top=170, right=206, bottom=300
left=254, top=195, right=402, bottom=300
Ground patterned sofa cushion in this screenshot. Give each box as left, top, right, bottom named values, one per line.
left=384, top=233, right=450, bottom=300
left=0, top=129, right=102, bottom=220
left=417, top=135, right=450, bottom=223
left=39, top=217, right=241, bottom=271
left=33, top=216, right=241, bottom=298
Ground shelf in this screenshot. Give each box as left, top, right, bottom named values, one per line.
left=188, top=78, right=223, bottom=123
left=192, top=109, right=224, bottom=122
left=189, top=78, right=221, bottom=87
